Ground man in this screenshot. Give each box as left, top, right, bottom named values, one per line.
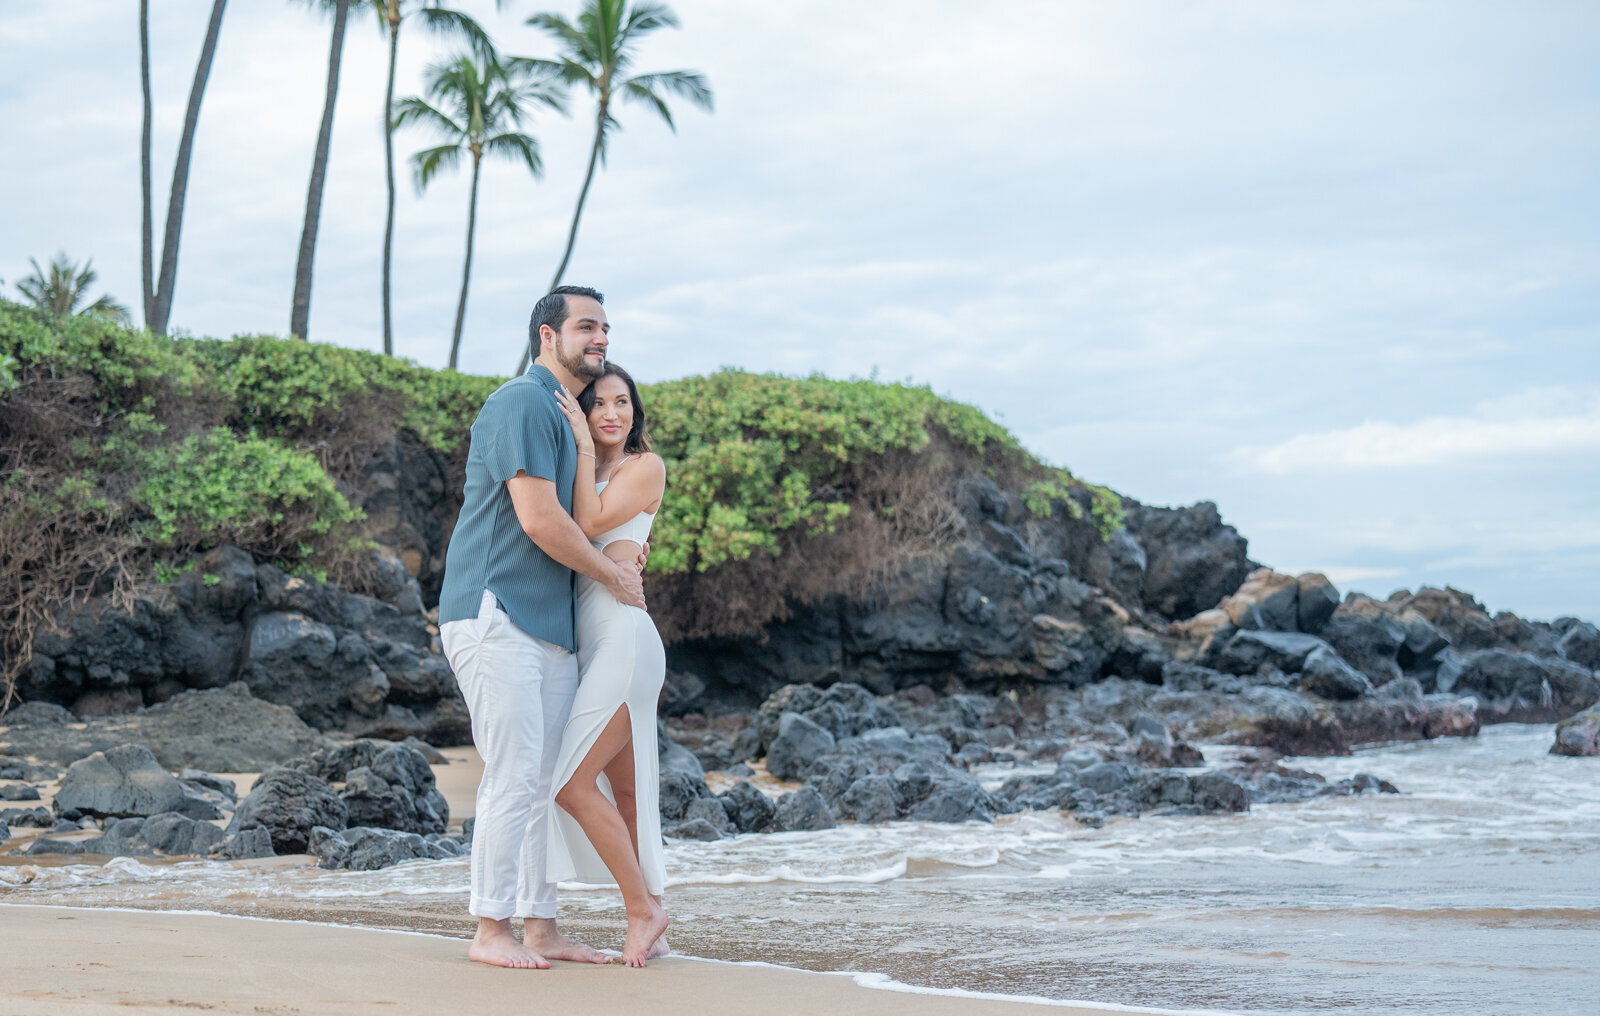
left=437, top=286, right=646, bottom=969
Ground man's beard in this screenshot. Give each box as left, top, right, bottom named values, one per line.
left=558, top=340, right=604, bottom=381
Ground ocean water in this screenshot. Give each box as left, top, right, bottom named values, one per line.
left=3, top=724, right=1596, bottom=1015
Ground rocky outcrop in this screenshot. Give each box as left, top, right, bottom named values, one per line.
left=17, top=546, right=467, bottom=745
left=1, top=683, right=330, bottom=771
left=312, top=824, right=467, bottom=871
left=53, top=744, right=218, bottom=821
left=667, top=482, right=1246, bottom=703
left=228, top=767, right=348, bottom=855
left=1435, top=648, right=1598, bottom=723
left=1124, top=500, right=1251, bottom=620
left=285, top=740, right=449, bottom=836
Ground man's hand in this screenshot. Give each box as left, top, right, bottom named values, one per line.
left=635, top=540, right=650, bottom=573
left=605, top=558, right=646, bottom=609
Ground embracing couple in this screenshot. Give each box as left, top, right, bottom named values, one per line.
left=436, top=286, right=671, bottom=969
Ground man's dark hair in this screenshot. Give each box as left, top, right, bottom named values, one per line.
left=528, top=285, right=604, bottom=353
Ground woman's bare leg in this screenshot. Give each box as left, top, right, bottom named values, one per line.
left=600, top=743, right=669, bottom=957
left=554, top=705, right=668, bottom=967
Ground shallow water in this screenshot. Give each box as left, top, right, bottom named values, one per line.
left=3, top=724, right=1596, bottom=1014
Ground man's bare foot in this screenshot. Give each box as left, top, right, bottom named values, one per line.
left=523, top=921, right=611, bottom=965
left=647, top=933, right=671, bottom=959
left=469, top=920, right=548, bottom=969
left=622, top=900, right=669, bottom=967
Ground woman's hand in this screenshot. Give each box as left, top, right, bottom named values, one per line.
left=553, top=385, right=594, bottom=453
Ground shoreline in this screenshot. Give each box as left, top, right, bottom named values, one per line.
left=0, top=903, right=1152, bottom=1016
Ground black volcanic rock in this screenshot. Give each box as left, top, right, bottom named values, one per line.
left=1125, top=500, right=1251, bottom=620
left=229, top=766, right=348, bottom=855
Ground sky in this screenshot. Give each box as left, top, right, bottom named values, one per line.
left=2, top=0, right=1597, bottom=623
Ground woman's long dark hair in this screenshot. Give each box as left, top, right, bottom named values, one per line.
left=577, top=362, right=652, bottom=454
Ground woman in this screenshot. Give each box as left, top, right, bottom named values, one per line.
left=546, top=362, right=671, bottom=967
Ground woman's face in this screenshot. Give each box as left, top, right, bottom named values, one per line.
left=586, top=374, right=633, bottom=452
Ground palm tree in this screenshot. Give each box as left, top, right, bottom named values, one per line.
left=375, top=1, right=498, bottom=357
left=515, top=0, right=713, bottom=372
left=289, top=0, right=356, bottom=342
left=17, top=254, right=131, bottom=324
left=139, top=0, right=154, bottom=326
left=145, top=0, right=229, bottom=336
left=395, top=55, right=564, bottom=369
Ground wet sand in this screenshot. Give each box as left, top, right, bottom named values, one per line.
left=0, top=905, right=1100, bottom=1015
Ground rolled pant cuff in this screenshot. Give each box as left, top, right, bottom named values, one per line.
left=518, top=901, right=558, bottom=919
left=469, top=895, right=519, bottom=920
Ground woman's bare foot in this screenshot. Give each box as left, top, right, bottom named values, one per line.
left=468, top=919, right=548, bottom=969
left=523, top=919, right=611, bottom=964
left=622, top=900, right=669, bottom=967
left=647, top=933, right=671, bottom=959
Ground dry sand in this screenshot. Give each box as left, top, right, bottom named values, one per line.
left=0, top=905, right=1111, bottom=1015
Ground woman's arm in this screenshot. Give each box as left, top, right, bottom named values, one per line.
left=553, top=386, right=601, bottom=528
left=577, top=454, right=665, bottom=537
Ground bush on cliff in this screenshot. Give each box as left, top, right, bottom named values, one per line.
left=0, top=303, right=1122, bottom=702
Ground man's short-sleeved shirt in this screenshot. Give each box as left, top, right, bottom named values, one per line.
left=438, top=364, right=577, bottom=650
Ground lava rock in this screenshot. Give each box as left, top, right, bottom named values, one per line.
left=1551, top=703, right=1600, bottom=757
left=771, top=785, right=836, bottom=831
left=657, top=769, right=713, bottom=822
left=662, top=818, right=723, bottom=841
left=1, top=806, right=52, bottom=828
left=1221, top=569, right=1302, bottom=631
left=212, top=825, right=276, bottom=859
left=54, top=744, right=188, bottom=819
left=683, top=797, right=736, bottom=837
left=717, top=780, right=776, bottom=834
left=228, top=766, right=348, bottom=854
left=1559, top=623, right=1600, bottom=670
left=0, top=783, right=41, bottom=802
left=765, top=712, right=837, bottom=781
left=839, top=774, right=899, bottom=823
left=1298, top=646, right=1375, bottom=701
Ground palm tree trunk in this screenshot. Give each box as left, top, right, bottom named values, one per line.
left=380, top=5, right=401, bottom=356
left=449, top=154, right=482, bottom=371
left=139, top=0, right=154, bottom=328
left=290, top=0, right=350, bottom=341
left=517, top=100, right=608, bottom=374
left=150, top=0, right=227, bottom=337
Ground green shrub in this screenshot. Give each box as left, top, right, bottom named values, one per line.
left=130, top=427, right=361, bottom=556
left=185, top=334, right=501, bottom=452
left=640, top=369, right=1033, bottom=574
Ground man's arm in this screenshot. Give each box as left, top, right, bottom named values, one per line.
left=506, top=472, right=646, bottom=609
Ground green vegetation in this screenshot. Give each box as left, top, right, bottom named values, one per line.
left=0, top=303, right=1122, bottom=701
left=646, top=370, right=1025, bottom=573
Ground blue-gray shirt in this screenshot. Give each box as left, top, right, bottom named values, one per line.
left=438, top=364, right=577, bottom=650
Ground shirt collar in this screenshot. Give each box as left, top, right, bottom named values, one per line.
left=526, top=363, right=561, bottom=394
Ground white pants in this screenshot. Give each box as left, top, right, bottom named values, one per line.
left=441, top=590, right=578, bottom=920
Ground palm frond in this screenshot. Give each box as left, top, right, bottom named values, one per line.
left=392, top=94, right=463, bottom=136
left=619, top=78, right=674, bottom=130
left=416, top=6, right=496, bottom=60
left=84, top=293, right=131, bottom=325
left=622, top=2, right=678, bottom=39
left=484, top=131, right=543, bottom=177
left=411, top=142, right=463, bottom=191
left=626, top=69, right=712, bottom=111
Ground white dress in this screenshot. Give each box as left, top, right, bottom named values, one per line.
left=544, top=476, right=667, bottom=893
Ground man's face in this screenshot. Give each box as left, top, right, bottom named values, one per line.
left=547, top=296, right=608, bottom=381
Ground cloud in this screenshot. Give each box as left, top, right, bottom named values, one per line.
left=1225, top=388, right=1600, bottom=473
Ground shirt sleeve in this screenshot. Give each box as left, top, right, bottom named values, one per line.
left=474, top=386, right=566, bottom=484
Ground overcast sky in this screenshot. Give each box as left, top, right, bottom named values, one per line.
left=4, top=1, right=1597, bottom=622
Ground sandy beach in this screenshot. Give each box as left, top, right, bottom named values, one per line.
left=0, top=904, right=1111, bottom=1016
